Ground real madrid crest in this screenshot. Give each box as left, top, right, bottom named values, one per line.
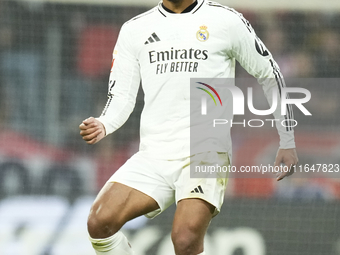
left=196, top=25, right=209, bottom=42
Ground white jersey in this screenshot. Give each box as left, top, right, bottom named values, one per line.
left=97, top=0, right=295, bottom=159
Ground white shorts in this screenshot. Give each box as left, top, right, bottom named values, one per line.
left=108, top=151, right=229, bottom=218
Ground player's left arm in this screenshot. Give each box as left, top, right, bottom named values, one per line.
left=228, top=10, right=298, bottom=180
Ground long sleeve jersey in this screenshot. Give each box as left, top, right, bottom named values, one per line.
left=97, top=0, right=295, bottom=159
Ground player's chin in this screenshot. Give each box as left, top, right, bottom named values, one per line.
left=167, top=0, right=182, bottom=3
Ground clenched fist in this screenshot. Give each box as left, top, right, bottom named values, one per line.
left=79, top=117, right=106, bottom=145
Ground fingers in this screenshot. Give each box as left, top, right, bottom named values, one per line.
left=274, top=149, right=298, bottom=181
left=276, top=161, right=294, bottom=181
left=79, top=122, right=99, bottom=132
left=82, top=132, right=103, bottom=144
left=79, top=122, right=97, bottom=131
left=82, top=116, right=95, bottom=124
left=275, top=164, right=288, bottom=181
left=81, top=127, right=102, bottom=142
left=79, top=117, right=104, bottom=144
left=276, top=167, right=292, bottom=181
left=79, top=117, right=95, bottom=129
left=273, top=151, right=284, bottom=180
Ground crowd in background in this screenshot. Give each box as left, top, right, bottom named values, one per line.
left=0, top=1, right=339, bottom=199
left=1, top=1, right=340, bottom=142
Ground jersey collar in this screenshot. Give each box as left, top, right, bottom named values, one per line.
left=158, top=0, right=204, bottom=17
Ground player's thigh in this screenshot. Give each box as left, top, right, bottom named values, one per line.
left=88, top=182, right=159, bottom=232
left=173, top=198, right=214, bottom=233
left=171, top=198, right=214, bottom=246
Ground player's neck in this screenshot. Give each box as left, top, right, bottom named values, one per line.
left=162, top=0, right=196, bottom=14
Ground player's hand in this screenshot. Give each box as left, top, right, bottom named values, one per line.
left=274, top=148, right=298, bottom=181
left=79, top=117, right=106, bottom=145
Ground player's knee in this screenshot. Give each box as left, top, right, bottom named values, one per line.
left=171, top=226, right=201, bottom=255
left=87, top=206, right=123, bottom=238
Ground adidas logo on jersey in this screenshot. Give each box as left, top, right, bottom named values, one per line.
left=191, top=185, right=204, bottom=194
left=145, top=32, right=161, bottom=44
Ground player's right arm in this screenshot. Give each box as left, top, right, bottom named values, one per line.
left=79, top=22, right=141, bottom=144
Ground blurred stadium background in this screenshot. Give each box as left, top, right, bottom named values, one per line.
left=0, top=0, right=339, bottom=254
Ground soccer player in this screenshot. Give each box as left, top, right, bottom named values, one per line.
left=79, top=0, right=298, bottom=254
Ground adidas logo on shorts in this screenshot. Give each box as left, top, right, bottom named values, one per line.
left=191, top=185, right=204, bottom=194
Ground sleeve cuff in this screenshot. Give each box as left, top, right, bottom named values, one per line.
left=279, top=131, right=296, bottom=149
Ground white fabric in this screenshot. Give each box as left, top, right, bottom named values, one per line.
left=109, top=151, right=229, bottom=218
left=89, top=231, right=134, bottom=255
left=97, top=0, right=295, bottom=160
